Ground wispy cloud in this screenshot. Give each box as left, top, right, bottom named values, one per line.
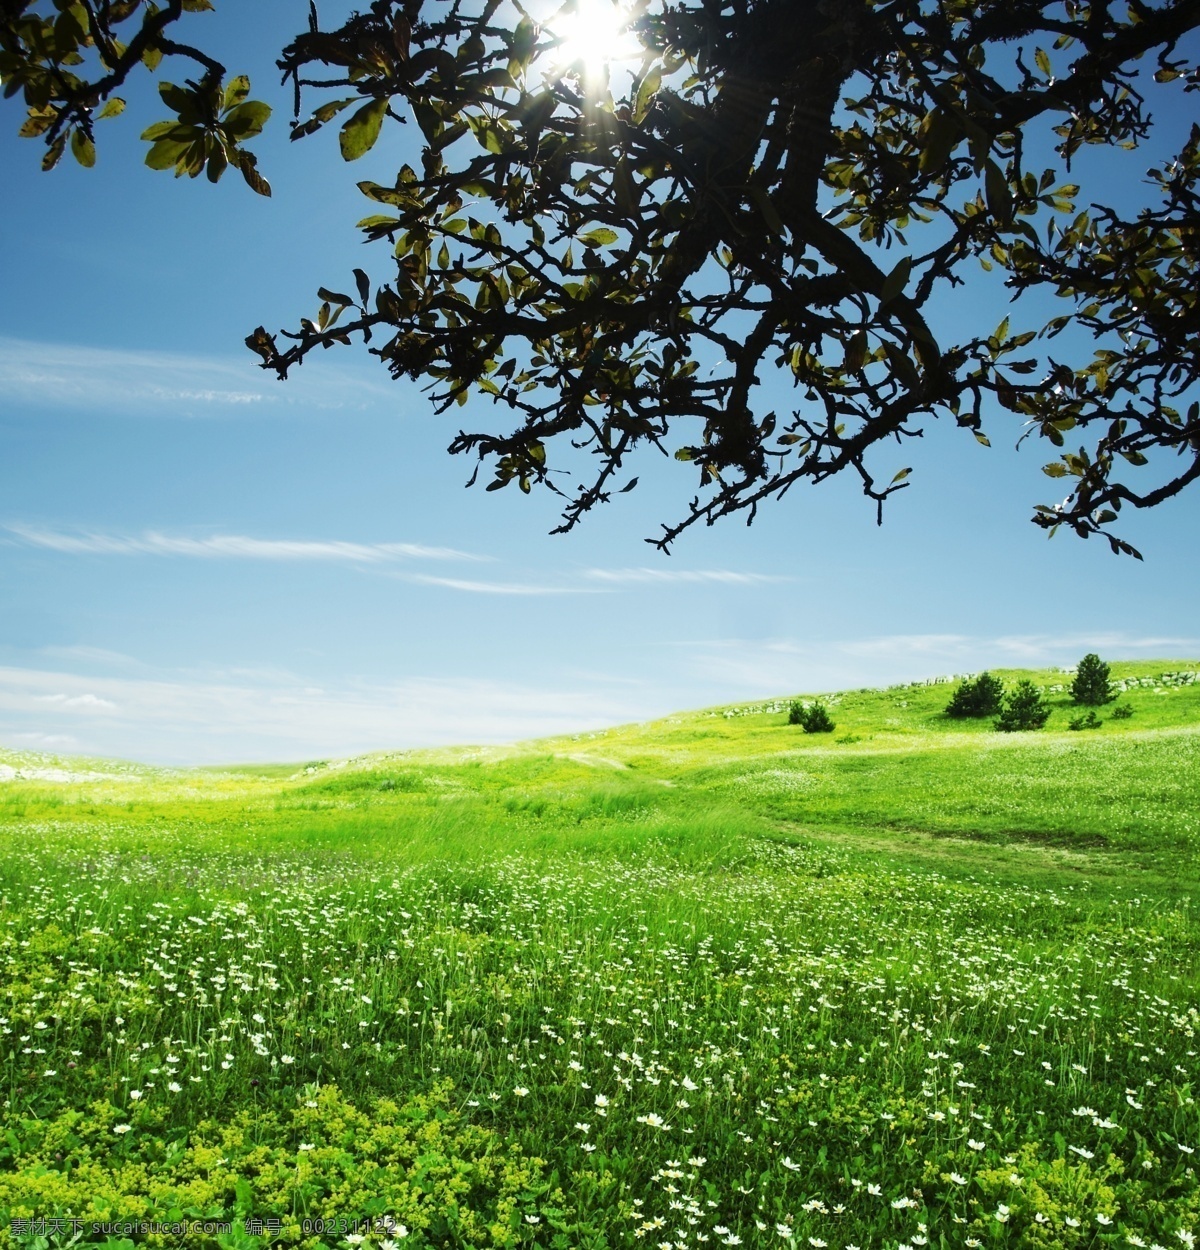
left=670, top=631, right=1200, bottom=696
left=36, top=692, right=119, bottom=711
left=6, top=525, right=482, bottom=564
left=0, top=335, right=392, bottom=417
left=0, top=665, right=656, bottom=764
left=584, top=567, right=788, bottom=586
left=3, top=630, right=1193, bottom=764
left=405, top=573, right=605, bottom=596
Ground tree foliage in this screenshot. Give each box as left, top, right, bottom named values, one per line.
left=5, top=0, right=1200, bottom=552
left=944, top=670, right=1004, bottom=717
left=1071, top=651, right=1114, bottom=704
left=994, top=678, right=1051, bottom=730
left=789, top=699, right=836, bottom=733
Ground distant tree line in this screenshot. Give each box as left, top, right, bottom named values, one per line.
left=944, top=653, right=1127, bottom=732
left=785, top=652, right=1131, bottom=736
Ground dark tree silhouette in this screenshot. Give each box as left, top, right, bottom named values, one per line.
left=5, top=0, right=1200, bottom=553
left=789, top=699, right=836, bottom=733
left=995, top=679, right=1052, bottom=731
left=944, top=671, right=1005, bottom=718
left=1071, top=653, right=1114, bottom=705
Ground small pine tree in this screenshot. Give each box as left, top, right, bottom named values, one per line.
left=1111, top=703, right=1134, bottom=720
left=1071, top=653, right=1114, bottom=706
left=972, top=672, right=1005, bottom=716
left=944, top=679, right=977, bottom=718
left=792, top=701, right=835, bottom=733
left=995, top=680, right=1051, bottom=732
left=945, top=671, right=1004, bottom=718
left=1067, top=710, right=1102, bottom=731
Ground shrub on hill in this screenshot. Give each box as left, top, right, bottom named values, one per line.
left=789, top=700, right=836, bottom=733
left=945, top=672, right=1005, bottom=718
left=1111, top=703, right=1134, bottom=719
left=995, top=680, right=1052, bottom=732
left=1068, top=710, right=1103, bottom=731
left=1071, top=653, right=1115, bottom=705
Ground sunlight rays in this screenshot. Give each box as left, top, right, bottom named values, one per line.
left=545, top=0, right=641, bottom=85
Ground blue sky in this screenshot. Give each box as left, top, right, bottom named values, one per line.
left=1, top=3, right=1198, bottom=764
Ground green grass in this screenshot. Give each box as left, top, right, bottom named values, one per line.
left=0, top=660, right=1198, bottom=1248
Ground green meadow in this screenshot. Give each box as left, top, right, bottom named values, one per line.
left=1, top=659, right=1199, bottom=1250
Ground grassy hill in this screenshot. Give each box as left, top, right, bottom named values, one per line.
left=0, top=660, right=1198, bottom=1246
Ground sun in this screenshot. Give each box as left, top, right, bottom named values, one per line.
left=546, top=0, right=640, bottom=83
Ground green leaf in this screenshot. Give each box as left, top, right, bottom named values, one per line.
left=1042, top=462, right=1068, bottom=478
left=205, top=140, right=227, bottom=183
left=467, top=114, right=503, bottom=154
left=883, top=341, right=920, bottom=389
left=318, top=286, right=354, bottom=307
left=634, top=66, right=662, bottom=122
left=984, top=161, right=1013, bottom=225
left=221, top=100, right=271, bottom=140
left=141, top=120, right=191, bottom=141
left=917, top=109, right=960, bottom=174
left=879, top=256, right=911, bottom=306
left=508, top=15, right=538, bottom=77
left=19, top=109, right=58, bottom=139
left=221, top=75, right=251, bottom=113
left=182, top=138, right=207, bottom=178
left=890, top=467, right=912, bottom=484
left=70, top=128, right=96, bottom=168
left=41, top=133, right=67, bottom=171
left=580, top=228, right=618, bottom=247
left=145, top=136, right=194, bottom=170
left=842, top=331, right=868, bottom=372
left=158, top=81, right=196, bottom=118
left=96, top=97, right=126, bottom=120
left=339, top=97, right=388, bottom=162
left=1035, top=47, right=1052, bottom=77
left=237, top=149, right=271, bottom=197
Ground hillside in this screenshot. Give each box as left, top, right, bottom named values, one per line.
left=0, top=661, right=1198, bottom=1246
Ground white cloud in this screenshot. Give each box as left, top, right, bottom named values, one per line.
left=0, top=665, right=657, bottom=765
left=405, top=573, right=604, bottom=595
left=584, top=567, right=788, bottom=585
left=6, top=525, right=482, bottom=564
left=671, top=631, right=1200, bottom=697
left=8, top=732, right=78, bottom=748
left=36, top=693, right=119, bottom=711
left=1, top=630, right=1194, bottom=764
left=0, top=335, right=393, bottom=417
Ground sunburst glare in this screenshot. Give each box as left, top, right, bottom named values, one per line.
left=546, top=0, right=640, bottom=83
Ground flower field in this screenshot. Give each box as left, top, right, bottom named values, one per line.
left=1, top=661, right=1198, bottom=1249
